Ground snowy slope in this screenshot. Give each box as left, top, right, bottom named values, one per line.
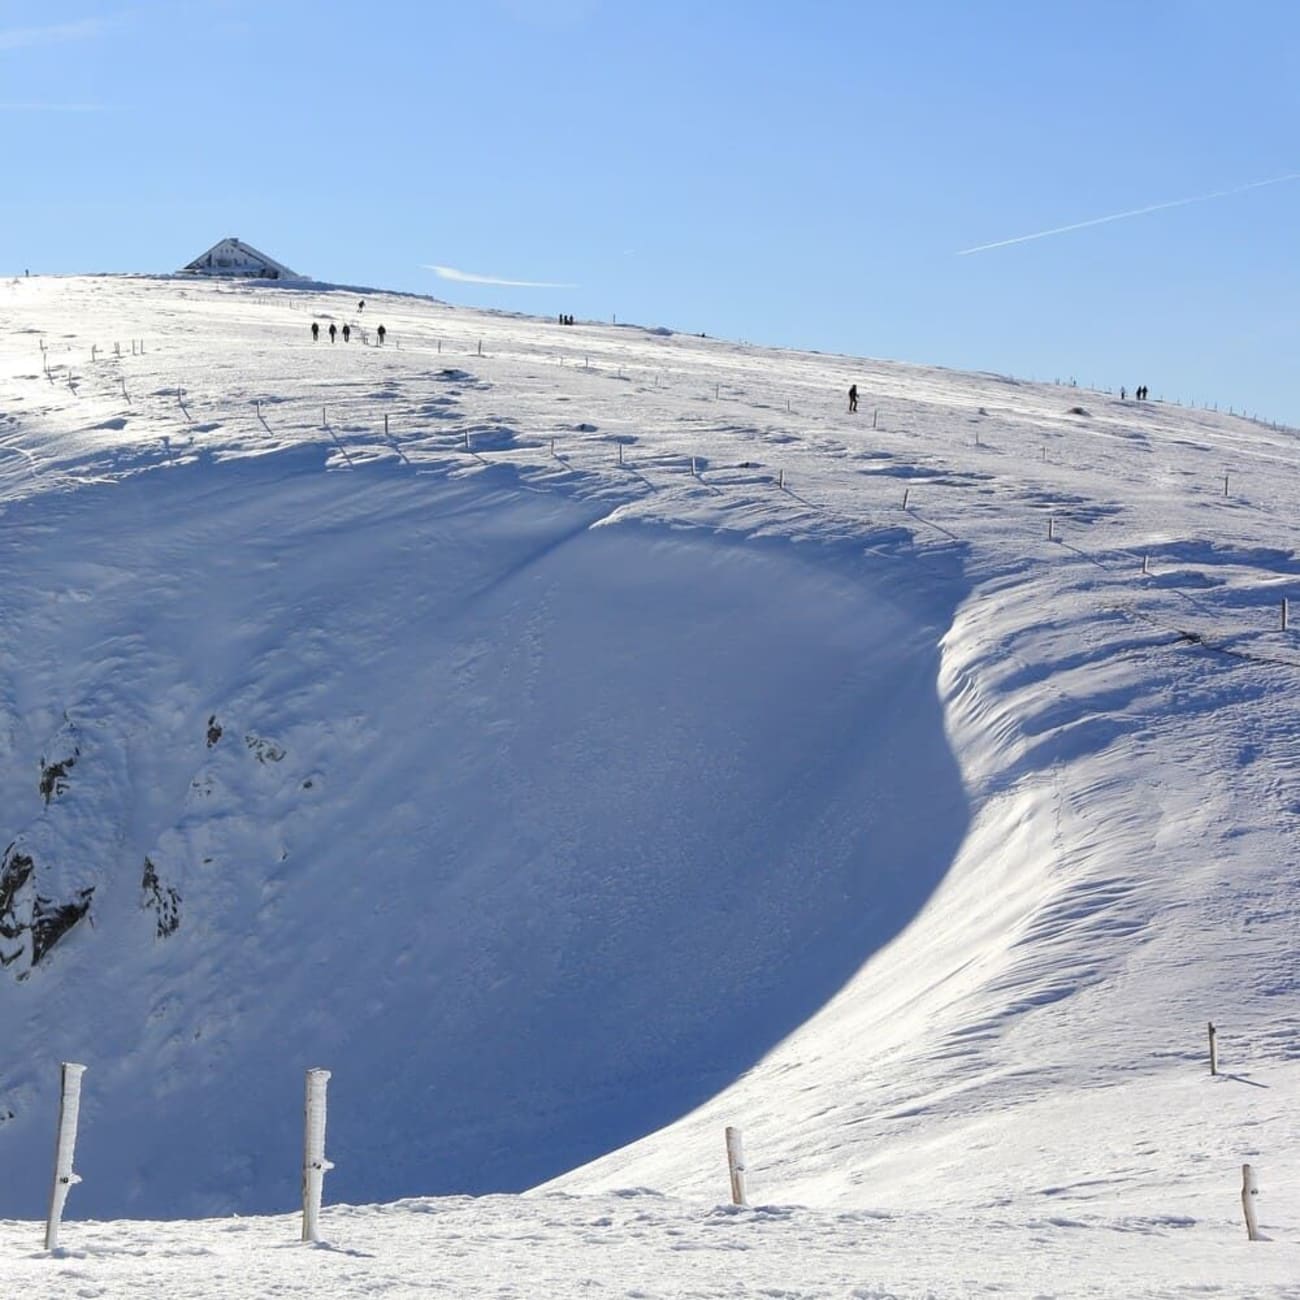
left=0, top=274, right=1297, bottom=1295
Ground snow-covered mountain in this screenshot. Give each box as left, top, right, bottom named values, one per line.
left=0, top=274, right=1296, bottom=1296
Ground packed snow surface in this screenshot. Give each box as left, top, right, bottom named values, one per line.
left=0, top=274, right=1296, bottom=1296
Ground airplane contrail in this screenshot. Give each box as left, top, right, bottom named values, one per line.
left=957, top=171, right=1300, bottom=256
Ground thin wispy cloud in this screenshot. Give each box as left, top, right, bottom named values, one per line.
left=957, top=172, right=1300, bottom=255
left=0, top=18, right=115, bottom=51
left=425, top=264, right=576, bottom=289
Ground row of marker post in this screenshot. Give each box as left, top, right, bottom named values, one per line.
left=34, top=1026, right=1269, bottom=1252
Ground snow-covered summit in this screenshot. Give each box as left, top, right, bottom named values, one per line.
left=0, top=273, right=1296, bottom=1294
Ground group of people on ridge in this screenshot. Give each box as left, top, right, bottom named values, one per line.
left=311, top=320, right=385, bottom=345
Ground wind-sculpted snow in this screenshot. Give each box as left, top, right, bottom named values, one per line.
left=0, top=275, right=1297, bottom=1288
left=0, top=450, right=967, bottom=1216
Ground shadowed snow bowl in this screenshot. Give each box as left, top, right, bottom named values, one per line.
left=0, top=451, right=969, bottom=1217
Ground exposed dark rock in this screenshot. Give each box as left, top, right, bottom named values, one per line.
left=39, top=750, right=78, bottom=804
left=30, top=888, right=93, bottom=964
left=245, top=734, right=286, bottom=764
left=206, top=715, right=223, bottom=748
left=0, top=844, right=34, bottom=942
left=141, top=857, right=181, bottom=938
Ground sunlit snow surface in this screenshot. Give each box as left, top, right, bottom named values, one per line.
left=0, top=275, right=1297, bottom=1296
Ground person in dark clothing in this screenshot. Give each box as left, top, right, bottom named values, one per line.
left=342, top=323, right=351, bottom=343
left=848, top=383, right=858, bottom=413
left=358, top=300, right=365, bottom=312
left=329, top=323, right=337, bottom=343
left=311, top=322, right=319, bottom=341
left=377, top=324, right=387, bottom=345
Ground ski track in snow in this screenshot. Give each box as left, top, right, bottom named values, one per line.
left=0, top=274, right=1297, bottom=1296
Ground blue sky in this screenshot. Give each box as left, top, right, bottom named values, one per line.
left=5, top=0, right=1298, bottom=421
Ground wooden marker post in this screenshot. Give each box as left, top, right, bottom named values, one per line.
left=725, top=1126, right=748, bottom=1207
left=1208, top=1021, right=1218, bottom=1075
left=301, top=1068, right=334, bottom=1243
left=45, top=1063, right=87, bottom=1250
left=1241, top=1164, right=1260, bottom=1241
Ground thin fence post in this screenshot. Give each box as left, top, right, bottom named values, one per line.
left=550, top=436, right=556, bottom=456
left=301, top=1068, right=334, bottom=1243
left=1048, top=516, right=1056, bottom=541
left=691, top=456, right=697, bottom=477
left=322, top=405, right=327, bottom=428
left=778, top=468, right=785, bottom=490
left=1282, top=601, right=1289, bottom=633
left=1242, top=1164, right=1260, bottom=1241
left=45, top=1062, right=87, bottom=1251
left=618, top=442, right=624, bottom=465
left=384, top=413, right=389, bottom=436
left=477, top=339, right=483, bottom=356
left=1208, top=1021, right=1218, bottom=1075
left=1141, top=554, right=1149, bottom=576
left=725, top=1126, right=748, bottom=1207
left=903, top=487, right=910, bottom=509
left=872, top=409, right=878, bottom=429
left=1224, top=473, right=1230, bottom=498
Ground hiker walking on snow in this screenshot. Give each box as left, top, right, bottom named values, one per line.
left=311, top=322, right=319, bottom=342
left=377, top=324, right=387, bottom=345
left=342, top=323, right=351, bottom=343
left=329, top=323, right=337, bottom=343
left=848, top=384, right=858, bottom=414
